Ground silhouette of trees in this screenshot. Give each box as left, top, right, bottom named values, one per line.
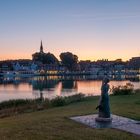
left=45, top=53, right=59, bottom=64
left=32, top=52, right=58, bottom=64
left=60, top=52, right=79, bottom=71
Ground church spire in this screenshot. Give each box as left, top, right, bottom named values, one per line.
left=40, top=40, right=44, bottom=53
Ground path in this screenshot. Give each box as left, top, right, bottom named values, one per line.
left=70, top=114, right=140, bottom=136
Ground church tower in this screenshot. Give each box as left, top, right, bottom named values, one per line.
left=40, top=40, right=44, bottom=53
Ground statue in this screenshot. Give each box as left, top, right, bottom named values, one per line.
left=95, top=78, right=112, bottom=122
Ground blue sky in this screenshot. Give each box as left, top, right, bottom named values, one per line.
left=0, top=0, right=140, bottom=60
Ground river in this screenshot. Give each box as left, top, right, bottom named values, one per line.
left=0, top=76, right=139, bottom=102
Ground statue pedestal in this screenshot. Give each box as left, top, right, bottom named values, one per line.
left=95, top=117, right=112, bottom=122
left=95, top=117, right=112, bottom=128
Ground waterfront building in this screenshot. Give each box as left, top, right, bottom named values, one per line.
left=12, top=61, right=38, bottom=71
left=128, top=57, right=140, bottom=69
left=0, top=62, right=13, bottom=72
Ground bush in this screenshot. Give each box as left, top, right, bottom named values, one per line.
left=51, top=97, right=66, bottom=107
left=134, top=89, right=140, bottom=94
left=111, top=83, right=134, bottom=95
left=0, top=99, right=34, bottom=110
left=64, top=93, right=85, bottom=104
left=0, top=93, right=86, bottom=118
left=50, top=93, right=85, bottom=107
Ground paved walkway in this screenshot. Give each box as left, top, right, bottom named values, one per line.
left=70, top=114, right=140, bottom=136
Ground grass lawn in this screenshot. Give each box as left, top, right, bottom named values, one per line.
left=0, top=93, right=140, bottom=140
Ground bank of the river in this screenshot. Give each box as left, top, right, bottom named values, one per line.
left=0, top=93, right=139, bottom=140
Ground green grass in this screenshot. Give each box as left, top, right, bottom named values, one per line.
left=0, top=94, right=85, bottom=118
left=0, top=93, right=140, bottom=140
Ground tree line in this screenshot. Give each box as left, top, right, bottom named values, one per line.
left=32, top=52, right=79, bottom=71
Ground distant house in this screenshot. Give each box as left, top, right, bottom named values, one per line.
left=88, top=64, right=102, bottom=75
left=79, top=60, right=91, bottom=71
left=0, top=62, right=13, bottom=72
left=13, top=62, right=21, bottom=71
left=12, top=61, right=38, bottom=72
left=128, top=57, right=140, bottom=69
left=30, top=63, right=38, bottom=71
left=113, top=64, right=125, bottom=74
left=123, top=57, right=140, bottom=76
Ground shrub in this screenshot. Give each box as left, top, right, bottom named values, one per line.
left=111, top=83, right=134, bottom=95
left=134, top=89, right=140, bottom=94
left=0, top=99, right=34, bottom=110
left=51, top=97, right=66, bottom=107
left=0, top=93, right=86, bottom=118
left=64, top=93, right=85, bottom=104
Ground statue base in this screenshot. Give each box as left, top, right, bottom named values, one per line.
left=95, top=117, right=112, bottom=122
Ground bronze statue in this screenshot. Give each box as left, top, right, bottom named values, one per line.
left=96, top=78, right=111, bottom=121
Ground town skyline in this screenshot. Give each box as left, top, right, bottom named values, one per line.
left=0, top=0, right=140, bottom=60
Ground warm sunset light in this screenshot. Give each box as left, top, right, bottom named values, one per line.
left=0, top=1, right=140, bottom=139
left=0, top=0, right=140, bottom=61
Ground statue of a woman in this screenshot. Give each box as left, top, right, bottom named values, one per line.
left=96, top=78, right=111, bottom=118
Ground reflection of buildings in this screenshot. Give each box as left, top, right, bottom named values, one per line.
left=62, top=80, right=77, bottom=89
left=61, top=80, right=78, bottom=92
left=31, top=76, right=78, bottom=97
left=32, top=76, right=59, bottom=99
left=0, top=77, right=32, bottom=86
left=32, top=76, right=59, bottom=90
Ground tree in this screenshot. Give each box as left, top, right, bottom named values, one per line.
left=60, top=52, right=78, bottom=71
left=32, top=52, right=58, bottom=64
left=45, top=53, right=59, bottom=64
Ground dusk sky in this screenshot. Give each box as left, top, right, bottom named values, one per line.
left=0, top=0, right=140, bottom=61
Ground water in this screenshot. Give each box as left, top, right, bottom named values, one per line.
left=0, top=76, right=139, bottom=102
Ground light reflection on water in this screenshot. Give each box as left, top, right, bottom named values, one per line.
left=0, top=76, right=139, bottom=102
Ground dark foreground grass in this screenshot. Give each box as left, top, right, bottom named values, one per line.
left=0, top=93, right=139, bottom=140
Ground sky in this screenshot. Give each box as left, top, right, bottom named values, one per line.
left=0, top=0, right=140, bottom=61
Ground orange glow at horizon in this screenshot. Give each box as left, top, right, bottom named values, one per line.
left=0, top=52, right=135, bottom=61
left=0, top=48, right=137, bottom=61
left=0, top=38, right=139, bottom=61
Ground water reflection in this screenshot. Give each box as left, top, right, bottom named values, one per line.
left=62, top=80, right=76, bottom=89
left=32, top=76, right=59, bottom=90
left=126, top=75, right=140, bottom=82
left=0, top=76, right=139, bottom=102
left=32, top=76, right=59, bottom=99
